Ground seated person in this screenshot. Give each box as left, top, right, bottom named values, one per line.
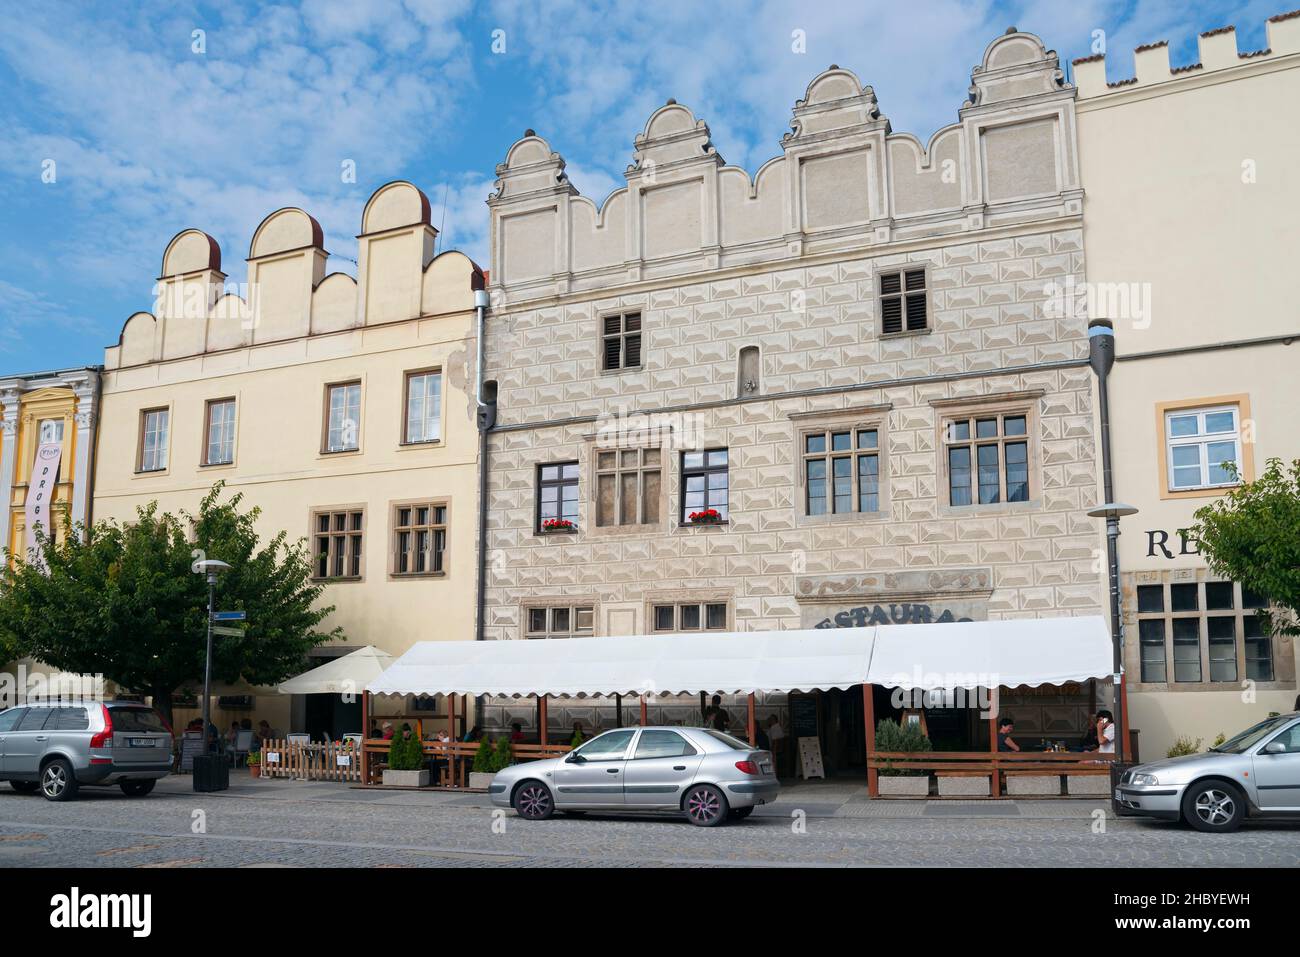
left=509, top=722, right=525, bottom=744
left=997, top=717, right=1020, bottom=752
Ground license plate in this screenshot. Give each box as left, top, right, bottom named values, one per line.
left=1113, top=788, right=1122, bottom=800
left=128, top=737, right=158, bottom=748
left=760, top=762, right=772, bottom=774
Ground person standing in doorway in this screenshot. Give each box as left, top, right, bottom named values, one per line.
left=703, top=695, right=730, bottom=733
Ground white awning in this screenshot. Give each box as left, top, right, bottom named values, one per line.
left=279, top=645, right=395, bottom=695
left=864, top=616, right=1113, bottom=690
left=366, top=628, right=876, bottom=698
left=365, top=616, right=1113, bottom=699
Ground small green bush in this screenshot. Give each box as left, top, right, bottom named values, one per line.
left=1166, top=735, right=1202, bottom=758
left=492, top=735, right=514, bottom=772
left=471, top=738, right=495, bottom=773
left=874, top=718, right=932, bottom=776
left=1211, top=732, right=1227, bottom=748
left=387, top=731, right=426, bottom=771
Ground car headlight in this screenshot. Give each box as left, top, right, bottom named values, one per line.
left=1131, top=773, right=1159, bottom=786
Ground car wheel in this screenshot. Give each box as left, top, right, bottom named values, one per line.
left=120, top=780, right=156, bottom=797
left=1182, top=780, right=1244, bottom=833
left=40, top=760, right=79, bottom=802
left=728, top=806, right=754, bottom=820
left=684, top=784, right=729, bottom=827
left=9, top=781, right=39, bottom=794
left=513, top=781, right=555, bottom=820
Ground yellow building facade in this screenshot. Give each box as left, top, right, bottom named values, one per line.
left=93, top=181, right=485, bottom=736
left=1, top=368, right=99, bottom=559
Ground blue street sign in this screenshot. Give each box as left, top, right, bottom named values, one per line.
left=213, top=611, right=247, bottom=622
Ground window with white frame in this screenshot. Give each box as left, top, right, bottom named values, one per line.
left=38, top=419, right=64, bottom=445
left=1165, top=405, right=1241, bottom=491
left=403, top=370, right=442, bottom=444
left=652, top=602, right=728, bottom=632
left=204, top=398, right=236, bottom=466
left=325, top=382, right=361, bottom=453
left=138, top=408, right=169, bottom=472
left=525, top=605, right=594, bottom=639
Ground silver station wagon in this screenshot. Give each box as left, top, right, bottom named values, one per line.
left=490, top=726, right=779, bottom=826
left=0, top=700, right=174, bottom=801
left=1116, top=712, right=1300, bottom=832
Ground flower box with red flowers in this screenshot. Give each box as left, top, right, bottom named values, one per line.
left=687, top=509, right=724, bottom=526
left=540, top=518, right=577, bottom=533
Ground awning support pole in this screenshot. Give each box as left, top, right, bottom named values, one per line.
left=747, top=693, right=756, bottom=746
left=863, top=684, right=877, bottom=797
left=640, top=695, right=648, bottom=726
left=361, top=690, right=371, bottom=786
left=539, top=694, right=548, bottom=747
left=448, top=693, right=456, bottom=787
left=1120, top=672, right=1132, bottom=759
left=988, top=688, right=1001, bottom=798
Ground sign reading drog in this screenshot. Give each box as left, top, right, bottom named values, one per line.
left=24, top=442, right=63, bottom=556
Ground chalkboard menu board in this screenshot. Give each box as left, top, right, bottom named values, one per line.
left=179, top=732, right=204, bottom=772
left=790, top=693, right=818, bottom=738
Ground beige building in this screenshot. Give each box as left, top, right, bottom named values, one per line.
left=94, top=181, right=485, bottom=736
left=479, top=32, right=1110, bottom=765
left=1074, top=10, right=1300, bottom=757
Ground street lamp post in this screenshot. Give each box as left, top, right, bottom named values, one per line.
left=194, top=559, right=231, bottom=751
left=1087, top=320, right=1137, bottom=764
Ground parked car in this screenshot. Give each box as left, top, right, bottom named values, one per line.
left=0, top=700, right=174, bottom=801
left=489, top=726, right=779, bottom=826
left=1115, top=712, right=1300, bottom=832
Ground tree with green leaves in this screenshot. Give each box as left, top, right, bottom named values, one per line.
left=1187, top=457, right=1300, bottom=639
left=0, top=483, right=342, bottom=722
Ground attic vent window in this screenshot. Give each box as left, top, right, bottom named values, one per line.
left=602, top=312, right=642, bottom=371
left=879, top=268, right=929, bottom=335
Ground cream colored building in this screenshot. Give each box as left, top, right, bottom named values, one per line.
left=1075, top=10, right=1300, bottom=757
left=479, top=32, right=1110, bottom=763
left=94, top=181, right=484, bottom=736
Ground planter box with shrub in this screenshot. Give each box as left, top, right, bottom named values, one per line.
left=872, top=718, right=932, bottom=797
left=382, top=768, right=430, bottom=787
left=878, top=775, right=930, bottom=796
left=382, top=727, right=428, bottom=788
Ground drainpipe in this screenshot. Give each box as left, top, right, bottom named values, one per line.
left=473, top=286, right=493, bottom=724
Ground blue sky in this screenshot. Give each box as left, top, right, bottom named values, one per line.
left=0, top=0, right=1279, bottom=373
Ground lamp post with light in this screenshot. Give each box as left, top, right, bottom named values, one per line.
left=193, top=559, right=231, bottom=757
left=1086, top=319, right=1137, bottom=764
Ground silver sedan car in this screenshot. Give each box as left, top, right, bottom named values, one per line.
left=1116, top=712, right=1300, bottom=832
left=489, top=726, right=779, bottom=826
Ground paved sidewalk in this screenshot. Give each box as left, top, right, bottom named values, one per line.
left=176, top=771, right=1115, bottom=820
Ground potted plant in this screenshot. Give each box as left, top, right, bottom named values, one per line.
left=381, top=728, right=429, bottom=787
left=469, top=737, right=496, bottom=790
left=541, top=517, right=576, bottom=533
left=687, top=508, right=723, bottom=526
left=246, top=750, right=262, bottom=778
left=493, top=734, right=514, bottom=771
left=874, top=718, right=932, bottom=796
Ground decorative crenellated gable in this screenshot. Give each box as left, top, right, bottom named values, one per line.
left=1073, top=9, right=1300, bottom=98
left=489, top=29, right=1082, bottom=305
left=105, top=181, right=485, bottom=370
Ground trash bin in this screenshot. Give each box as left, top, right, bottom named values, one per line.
left=1109, top=762, right=1137, bottom=816
left=193, top=753, right=229, bottom=792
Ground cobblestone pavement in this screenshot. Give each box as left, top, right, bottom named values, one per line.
left=0, top=775, right=1295, bottom=867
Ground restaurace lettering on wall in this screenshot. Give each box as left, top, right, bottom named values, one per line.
left=815, top=603, right=973, bottom=629
left=1146, top=529, right=1199, bottom=559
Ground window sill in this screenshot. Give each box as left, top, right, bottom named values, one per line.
left=320, top=447, right=362, bottom=458
left=535, top=529, right=579, bottom=538
left=200, top=461, right=236, bottom=470
left=397, top=440, right=442, bottom=450
left=1160, top=483, right=1240, bottom=501
left=677, top=520, right=730, bottom=530
left=795, top=510, right=888, bottom=526
left=312, top=576, right=364, bottom=584
left=938, top=499, right=1038, bottom=517
left=600, top=366, right=644, bottom=377
left=879, top=327, right=930, bottom=340
left=390, top=572, right=448, bottom=581
left=133, top=468, right=170, bottom=478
